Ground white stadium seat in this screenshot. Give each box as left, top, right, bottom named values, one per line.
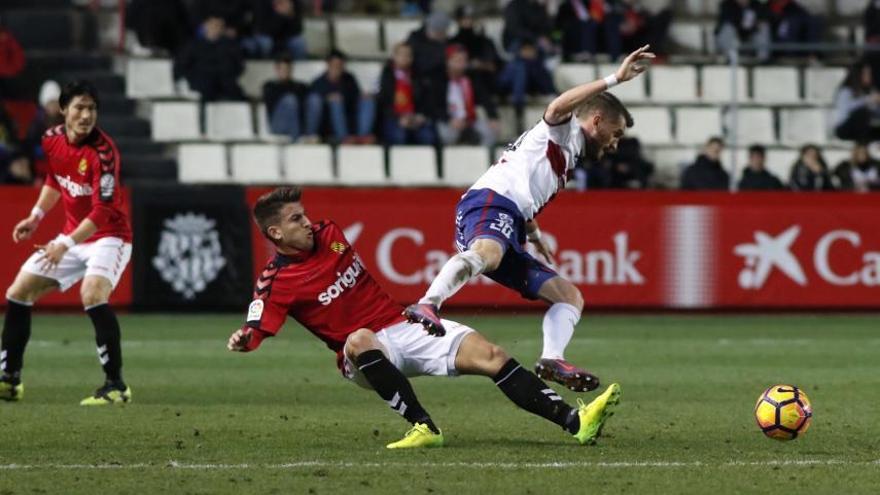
left=669, top=22, right=705, bottom=53
left=283, top=144, right=335, bottom=184
left=177, top=143, right=227, bottom=183
left=701, top=65, right=749, bottom=103
left=304, top=18, right=330, bottom=57
left=256, top=104, right=293, bottom=143
left=804, top=67, right=847, bottom=104
left=752, top=67, right=801, bottom=104
left=151, top=101, right=200, bottom=142
left=442, top=146, right=490, bottom=186
left=648, top=146, right=698, bottom=186
left=383, top=18, right=422, bottom=53
left=333, top=18, right=383, bottom=58
left=724, top=107, right=775, bottom=146
left=822, top=148, right=852, bottom=171
left=627, top=107, right=672, bottom=145
left=764, top=149, right=799, bottom=183
left=126, top=58, right=175, bottom=98
left=481, top=18, right=505, bottom=57
left=675, top=107, right=722, bottom=145
left=347, top=61, right=383, bottom=94
left=337, top=145, right=386, bottom=185
left=205, top=102, right=254, bottom=141
left=682, top=0, right=707, bottom=16
left=779, top=108, right=827, bottom=146
left=230, top=144, right=282, bottom=183
left=239, top=60, right=274, bottom=99
left=650, top=66, right=698, bottom=102
left=554, top=64, right=596, bottom=92
left=836, top=0, right=866, bottom=16
left=599, top=63, right=647, bottom=102
left=389, top=146, right=439, bottom=185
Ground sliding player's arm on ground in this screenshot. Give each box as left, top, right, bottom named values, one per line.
left=544, top=44, right=655, bottom=125
left=12, top=185, right=61, bottom=242
left=229, top=270, right=292, bottom=352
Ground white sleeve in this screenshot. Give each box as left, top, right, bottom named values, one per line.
left=541, top=116, right=574, bottom=144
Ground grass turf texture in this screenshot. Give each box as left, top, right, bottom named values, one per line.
left=0, top=314, right=878, bottom=494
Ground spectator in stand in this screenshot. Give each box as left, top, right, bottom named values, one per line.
left=377, top=43, right=435, bottom=145
left=555, top=0, right=623, bottom=62
left=681, top=137, right=730, bottom=190
left=789, top=144, right=833, bottom=191
left=619, top=0, right=672, bottom=57
left=766, top=0, right=823, bottom=59
left=304, top=49, right=376, bottom=144
left=0, top=20, right=25, bottom=95
left=499, top=0, right=557, bottom=133
left=738, top=144, right=784, bottom=190
left=262, top=55, right=309, bottom=141
left=715, top=0, right=771, bottom=63
left=127, top=0, right=192, bottom=56
left=0, top=104, right=20, bottom=157
left=402, top=0, right=433, bottom=16
left=433, top=45, right=500, bottom=147
left=450, top=6, right=503, bottom=93
left=245, top=0, right=307, bottom=59
left=833, top=142, right=880, bottom=192
left=0, top=151, right=32, bottom=185
left=407, top=11, right=452, bottom=85
left=191, top=0, right=252, bottom=40
left=23, top=81, right=64, bottom=177
left=865, top=1, right=880, bottom=85
left=832, top=61, right=880, bottom=142
left=583, top=136, right=653, bottom=189
left=174, top=17, right=246, bottom=101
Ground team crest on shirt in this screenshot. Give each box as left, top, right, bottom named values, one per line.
left=330, top=241, right=346, bottom=254
left=77, top=158, right=88, bottom=175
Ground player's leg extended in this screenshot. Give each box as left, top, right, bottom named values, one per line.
left=344, top=329, right=443, bottom=448
left=405, top=238, right=504, bottom=335
left=454, top=331, right=620, bottom=445
left=534, top=276, right=599, bottom=392
left=79, top=275, right=130, bottom=406
left=1, top=272, right=58, bottom=401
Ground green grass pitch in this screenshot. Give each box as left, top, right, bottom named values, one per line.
left=0, top=313, right=878, bottom=494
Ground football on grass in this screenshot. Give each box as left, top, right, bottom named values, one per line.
left=754, top=384, right=813, bottom=441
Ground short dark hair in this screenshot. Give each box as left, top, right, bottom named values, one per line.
left=327, top=49, right=347, bottom=62
left=274, top=53, right=293, bottom=65
left=59, top=80, right=100, bottom=109
left=748, top=144, right=766, bottom=157
left=575, top=92, right=634, bottom=128
left=707, top=136, right=724, bottom=146
left=253, top=186, right=303, bottom=242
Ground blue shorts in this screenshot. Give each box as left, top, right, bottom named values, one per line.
left=454, top=189, right=558, bottom=300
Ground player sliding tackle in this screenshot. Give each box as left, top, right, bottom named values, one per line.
left=405, top=45, right=655, bottom=393
left=228, top=187, right=620, bottom=448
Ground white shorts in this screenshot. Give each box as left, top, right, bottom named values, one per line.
left=342, top=319, right=475, bottom=389
left=21, top=237, right=132, bottom=292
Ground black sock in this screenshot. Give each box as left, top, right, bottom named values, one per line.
left=86, top=304, right=123, bottom=384
left=355, top=349, right=439, bottom=434
left=494, top=359, right=580, bottom=434
left=1, top=300, right=32, bottom=381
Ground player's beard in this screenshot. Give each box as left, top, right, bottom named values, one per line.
left=583, top=133, right=603, bottom=162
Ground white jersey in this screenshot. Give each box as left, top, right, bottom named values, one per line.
left=470, top=116, right=585, bottom=220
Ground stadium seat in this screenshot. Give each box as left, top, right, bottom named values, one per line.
left=205, top=102, right=255, bottom=141
left=389, top=146, right=439, bottom=185
left=724, top=107, right=775, bottom=145
left=283, top=144, right=335, bottom=184
left=822, top=148, right=852, bottom=171
left=804, top=66, right=846, bottom=104
left=304, top=18, right=330, bottom=57
left=668, top=22, right=705, bottom=54
left=239, top=60, right=274, bottom=99
left=798, top=0, right=829, bottom=14
left=230, top=144, right=282, bottom=183
left=675, top=107, right=722, bottom=145
left=779, top=108, right=827, bottom=146
left=830, top=25, right=853, bottom=43
left=442, top=146, right=490, bottom=187
left=752, top=67, right=801, bottom=104
left=337, top=145, right=387, bottom=185
left=481, top=18, right=505, bottom=58
left=383, top=18, right=421, bottom=53
left=650, top=65, right=698, bottom=102
left=836, top=0, right=866, bottom=16
left=554, top=64, right=596, bottom=92
left=648, top=146, right=698, bottom=186
left=256, top=105, right=292, bottom=143
left=764, top=149, right=799, bottom=183
left=701, top=65, right=749, bottom=103
left=333, top=18, right=383, bottom=58
left=627, top=107, right=672, bottom=145
left=598, top=63, right=647, bottom=102
left=177, top=143, right=227, bottom=183
left=151, top=101, right=200, bottom=142
left=682, top=0, right=707, bottom=15
left=347, top=61, right=383, bottom=94
left=126, top=58, right=175, bottom=98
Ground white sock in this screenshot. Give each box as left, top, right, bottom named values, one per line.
left=419, top=250, right=487, bottom=307
left=541, top=303, right=581, bottom=359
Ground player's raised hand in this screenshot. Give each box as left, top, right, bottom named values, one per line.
left=615, top=44, right=655, bottom=83
left=227, top=327, right=252, bottom=352
left=12, top=216, right=40, bottom=243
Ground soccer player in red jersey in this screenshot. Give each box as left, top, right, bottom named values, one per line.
left=0, top=81, right=132, bottom=405
left=228, top=186, right=621, bottom=448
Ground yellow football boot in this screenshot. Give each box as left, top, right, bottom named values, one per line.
left=0, top=376, right=23, bottom=402
left=573, top=383, right=621, bottom=445
left=80, top=382, right=132, bottom=406
left=386, top=423, right=444, bottom=449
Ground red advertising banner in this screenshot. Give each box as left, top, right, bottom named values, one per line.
left=246, top=188, right=880, bottom=309
left=0, top=187, right=133, bottom=308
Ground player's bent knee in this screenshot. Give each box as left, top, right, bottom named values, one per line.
left=80, top=278, right=112, bottom=308
left=484, top=343, right=509, bottom=368
left=344, top=328, right=380, bottom=358
left=6, top=273, right=52, bottom=304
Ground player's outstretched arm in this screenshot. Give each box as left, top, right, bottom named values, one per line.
left=544, top=44, right=655, bottom=125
